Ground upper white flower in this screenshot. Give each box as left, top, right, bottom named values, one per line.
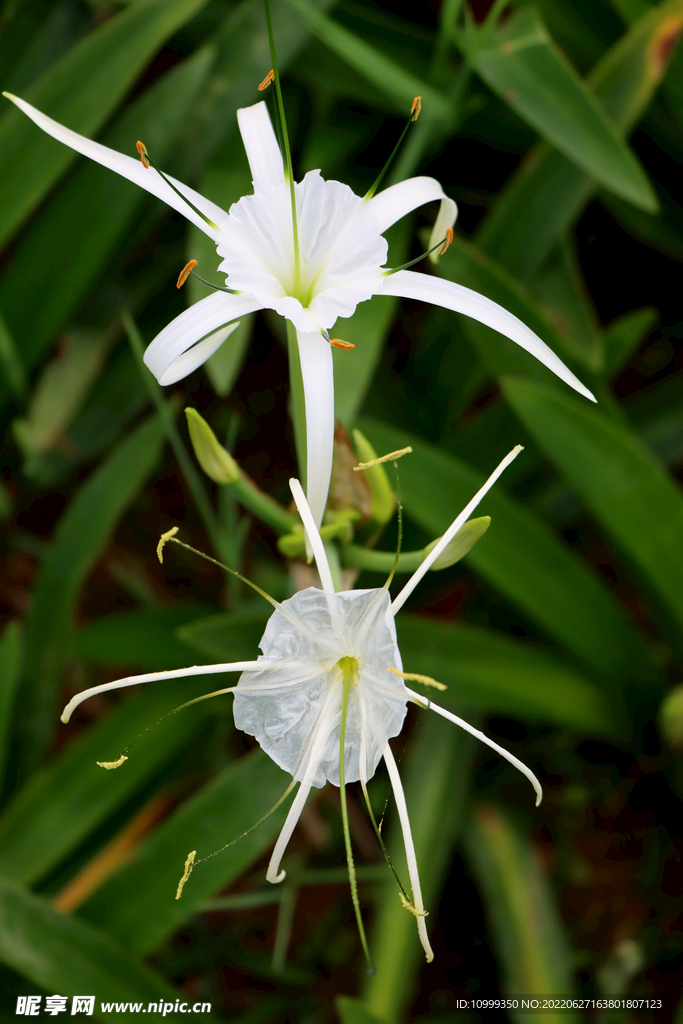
left=60, top=448, right=541, bottom=963
left=4, top=92, right=594, bottom=529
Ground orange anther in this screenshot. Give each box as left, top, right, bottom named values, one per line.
left=136, top=140, right=150, bottom=168
left=330, top=338, right=355, bottom=350
left=258, top=69, right=275, bottom=92
left=411, top=96, right=422, bottom=122
left=176, top=259, right=198, bottom=289
left=438, top=227, right=454, bottom=256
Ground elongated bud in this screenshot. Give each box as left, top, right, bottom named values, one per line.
left=438, top=227, right=454, bottom=256
left=258, top=69, right=275, bottom=91
left=136, top=140, right=150, bottom=168
left=351, top=429, right=395, bottom=525
left=424, top=516, right=490, bottom=569
left=176, top=259, right=197, bottom=289
left=185, top=408, right=240, bottom=485
left=411, top=96, right=422, bottom=121
left=330, top=338, right=355, bottom=350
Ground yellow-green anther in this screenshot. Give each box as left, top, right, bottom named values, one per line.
left=352, top=429, right=395, bottom=525
left=185, top=408, right=240, bottom=486
left=423, top=516, right=490, bottom=569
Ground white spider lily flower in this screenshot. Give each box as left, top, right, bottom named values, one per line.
left=61, top=446, right=541, bottom=963
left=4, top=93, right=594, bottom=526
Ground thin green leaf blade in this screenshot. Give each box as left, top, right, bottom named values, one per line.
left=78, top=750, right=291, bottom=955
left=284, top=0, right=450, bottom=118
left=502, top=376, right=683, bottom=634
left=0, top=877, right=209, bottom=1019
left=478, top=0, right=683, bottom=280
left=465, top=804, right=578, bottom=1016
left=0, top=679, right=215, bottom=885
left=0, top=0, right=210, bottom=249
left=471, top=7, right=657, bottom=211
left=0, top=621, right=23, bottom=792
left=17, top=414, right=166, bottom=774
left=397, top=617, right=613, bottom=734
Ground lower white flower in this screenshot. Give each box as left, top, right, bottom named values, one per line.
left=61, top=446, right=542, bottom=963
left=4, top=93, right=594, bottom=530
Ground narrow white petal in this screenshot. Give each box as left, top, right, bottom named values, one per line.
left=289, top=478, right=335, bottom=594
left=383, top=743, right=434, bottom=962
left=143, top=292, right=262, bottom=385
left=381, top=270, right=596, bottom=402
left=61, top=661, right=262, bottom=723
left=237, top=101, right=285, bottom=189
left=366, top=176, right=457, bottom=237
left=407, top=689, right=543, bottom=807
left=392, top=446, right=523, bottom=614
left=266, top=780, right=312, bottom=883
left=3, top=92, right=229, bottom=240
left=296, top=330, right=334, bottom=530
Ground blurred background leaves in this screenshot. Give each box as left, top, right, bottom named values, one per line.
left=1, top=0, right=683, bottom=1020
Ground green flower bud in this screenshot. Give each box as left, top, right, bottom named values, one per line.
left=185, top=408, right=240, bottom=486
left=351, top=428, right=395, bottom=525
left=423, top=516, right=490, bottom=569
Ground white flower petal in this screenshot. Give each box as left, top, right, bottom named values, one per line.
left=3, top=92, right=229, bottom=240
left=143, top=291, right=262, bottom=385
left=295, top=331, right=334, bottom=531
left=384, top=743, right=434, bottom=962
left=366, top=176, right=457, bottom=240
left=237, top=101, right=285, bottom=189
left=216, top=171, right=387, bottom=333
left=409, top=689, right=543, bottom=807
left=60, top=660, right=262, bottom=723
left=266, top=779, right=313, bottom=883
left=289, top=478, right=335, bottom=593
left=392, top=446, right=523, bottom=614
left=381, top=270, right=596, bottom=403
left=233, top=588, right=406, bottom=789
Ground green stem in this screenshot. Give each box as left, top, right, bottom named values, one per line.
left=342, top=545, right=425, bottom=575
left=286, top=321, right=307, bottom=488
left=230, top=475, right=298, bottom=535
left=339, top=661, right=373, bottom=970
left=430, top=0, right=464, bottom=85
left=124, top=312, right=230, bottom=564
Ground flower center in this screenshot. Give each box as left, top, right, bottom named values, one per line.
left=337, top=655, right=360, bottom=687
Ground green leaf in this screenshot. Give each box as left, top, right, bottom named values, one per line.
left=284, top=0, right=451, bottom=119
left=70, top=607, right=212, bottom=671
left=0, top=621, right=23, bottom=793
left=0, top=47, right=213, bottom=376
left=602, top=306, right=658, bottom=379
left=397, top=616, right=613, bottom=734
left=0, top=877, right=203, bottom=1018
left=465, top=804, right=578, bottom=1009
left=358, top=417, right=653, bottom=684
left=437, top=234, right=595, bottom=374
left=78, top=749, right=291, bottom=955
left=502, top=376, right=683, bottom=635
left=478, top=0, right=683, bottom=280
left=0, top=678, right=217, bottom=885
left=469, top=6, right=656, bottom=211
left=336, top=997, right=387, bottom=1024
left=177, top=609, right=268, bottom=662
left=17, top=414, right=166, bottom=775
left=0, top=0, right=210, bottom=249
